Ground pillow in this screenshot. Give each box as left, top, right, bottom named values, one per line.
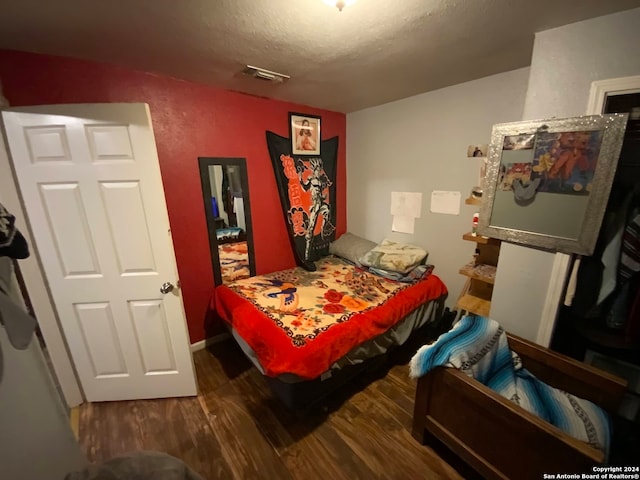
left=359, top=239, right=428, bottom=274
left=329, top=232, right=377, bottom=266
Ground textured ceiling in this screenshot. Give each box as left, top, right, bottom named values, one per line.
left=1, top=0, right=639, bottom=112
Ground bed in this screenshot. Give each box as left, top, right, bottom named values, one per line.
left=215, top=254, right=447, bottom=408
left=410, top=316, right=627, bottom=479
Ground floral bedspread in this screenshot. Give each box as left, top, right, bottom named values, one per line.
left=215, top=255, right=447, bottom=379
left=219, top=241, right=250, bottom=283
left=227, top=255, right=407, bottom=344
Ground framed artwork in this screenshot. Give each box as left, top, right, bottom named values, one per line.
left=478, top=114, right=628, bottom=255
left=290, top=113, right=321, bottom=156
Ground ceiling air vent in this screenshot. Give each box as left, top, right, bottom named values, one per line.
left=241, top=65, right=290, bottom=83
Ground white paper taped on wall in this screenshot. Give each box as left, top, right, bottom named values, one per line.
left=392, top=215, right=415, bottom=234
left=390, top=192, right=422, bottom=234
left=391, top=192, right=422, bottom=218
left=430, top=191, right=461, bottom=215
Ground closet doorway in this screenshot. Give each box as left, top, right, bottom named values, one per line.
left=551, top=76, right=640, bottom=423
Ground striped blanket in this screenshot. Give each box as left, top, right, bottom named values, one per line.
left=410, top=315, right=611, bottom=456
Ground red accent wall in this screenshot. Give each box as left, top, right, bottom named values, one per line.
left=0, top=49, right=347, bottom=343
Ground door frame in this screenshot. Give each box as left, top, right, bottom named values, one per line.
left=536, top=75, right=640, bottom=346
left=0, top=126, right=83, bottom=407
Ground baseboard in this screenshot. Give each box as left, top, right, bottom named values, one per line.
left=190, top=332, right=231, bottom=352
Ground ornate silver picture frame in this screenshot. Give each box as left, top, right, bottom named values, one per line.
left=478, top=114, right=628, bottom=255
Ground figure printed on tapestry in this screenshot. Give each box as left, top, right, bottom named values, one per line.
left=266, top=130, right=338, bottom=271
left=280, top=155, right=335, bottom=262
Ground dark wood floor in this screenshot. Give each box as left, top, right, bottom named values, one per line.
left=78, top=339, right=464, bottom=480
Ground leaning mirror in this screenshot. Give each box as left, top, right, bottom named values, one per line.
left=478, top=114, right=628, bottom=255
left=198, top=157, right=255, bottom=285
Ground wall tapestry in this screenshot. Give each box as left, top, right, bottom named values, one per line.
left=266, top=131, right=338, bottom=271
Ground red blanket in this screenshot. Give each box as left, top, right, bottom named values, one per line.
left=215, top=257, right=447, bottom=379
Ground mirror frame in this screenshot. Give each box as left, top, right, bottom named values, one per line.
left=198, top=157, right=256, bottom=285
left=478, top=114, right=628, bottom=255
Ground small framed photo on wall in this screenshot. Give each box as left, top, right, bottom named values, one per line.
left=290, top=113, right=321, bottom=156
left=466, top=144, right=488, bottom=158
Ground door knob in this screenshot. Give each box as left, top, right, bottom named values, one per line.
left=160, top=282, right=175, bottom=294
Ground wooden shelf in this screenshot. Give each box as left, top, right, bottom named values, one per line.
left=462, top=232, right=500, bottom=245
left=459, top=262, right=496, bottom=284
left=457, top=293, right=491, bottom=317
left=457, top=232, right=501, bottom=317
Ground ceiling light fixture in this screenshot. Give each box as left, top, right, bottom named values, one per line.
left=323, top=0, right=357, bottom=11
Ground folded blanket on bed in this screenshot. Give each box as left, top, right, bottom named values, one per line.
left=409, top=315, right=611, bottom=456
left=368, top=264, right=434, bottom=283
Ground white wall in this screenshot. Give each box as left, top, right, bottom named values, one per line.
left=346, top=67, right=530, bottom=311
left=523, top=7, right=640, bottom=120
left=491, top=7, right=640, bottom=342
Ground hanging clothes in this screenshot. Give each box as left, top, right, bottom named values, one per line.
left=597, top=188, right=637, bottom=304
left=0, top=258, right=36, bottom=349
left=606, top=209, right=640, bottom=328
left=619, top=209, right=640, bottom=284
left=624, top=279, right=640, bottom=343
left=0, top=201, right=35, bottom=349
left=0, top=201, right=29, bottom=259
left=572, top=185, right=640, bottom=318
left=233, top=195, right=246, bottom=231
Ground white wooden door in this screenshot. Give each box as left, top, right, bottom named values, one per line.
left=2, top=103, right=197, bottom=402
